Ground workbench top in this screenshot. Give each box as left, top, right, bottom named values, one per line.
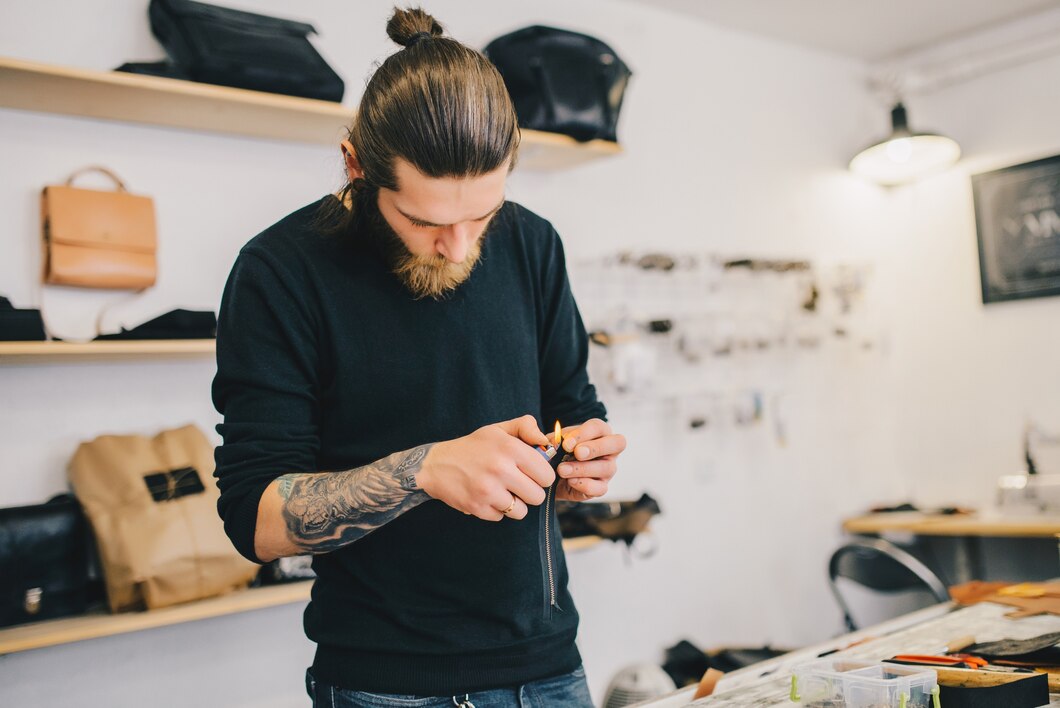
left=640, top=601, right=1060, bottom=706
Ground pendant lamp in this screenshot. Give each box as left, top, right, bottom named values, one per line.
left=849, top=103, right=961, bottom=186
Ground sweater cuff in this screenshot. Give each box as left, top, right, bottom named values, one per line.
left=223, top=479, right=274, bottom=564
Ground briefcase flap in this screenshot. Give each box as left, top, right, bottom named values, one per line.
left=43, top=185, right=157, bottom=254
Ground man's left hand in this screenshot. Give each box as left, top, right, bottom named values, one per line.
left=552, top=418, right=626, bottom=501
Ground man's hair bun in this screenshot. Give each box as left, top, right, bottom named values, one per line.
left=386, top=7, right=444, bottom=47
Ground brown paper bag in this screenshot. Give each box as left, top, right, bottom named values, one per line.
left=68, top=424, right=258, bottom=611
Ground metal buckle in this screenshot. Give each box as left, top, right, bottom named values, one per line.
left=24, top=587, right=43, bottom=615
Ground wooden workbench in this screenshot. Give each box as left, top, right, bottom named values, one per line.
left=841, top=512, right=1060, bottom=585
left=643, top=600, right=1060, bottom=706
left=842, top=512, right=1060, bottom=538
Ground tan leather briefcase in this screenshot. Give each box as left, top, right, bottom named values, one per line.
left=41, top=166, right=158, bottom=289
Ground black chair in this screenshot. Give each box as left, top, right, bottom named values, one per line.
left=828, top=538, right=950, bottom=632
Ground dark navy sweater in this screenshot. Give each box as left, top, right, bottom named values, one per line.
left=211, top=196, right=605, bottom=694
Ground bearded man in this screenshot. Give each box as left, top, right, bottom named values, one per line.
left=212, top=7, right=625, bottom=707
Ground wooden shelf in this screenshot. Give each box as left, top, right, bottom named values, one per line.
left=516, top=131, right=622, bottom=170
left=562, top=534, right=604, bottom=552
left=0, top=339, right=216, bottom=362
left=0, top=56, right=621, bottom=170
left=0, top=537, right=601, bottom=655
left=0, top=581, right=312, bottom=655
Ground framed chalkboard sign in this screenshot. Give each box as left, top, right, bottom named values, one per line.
left=973, top=155, right=1060, bottom=303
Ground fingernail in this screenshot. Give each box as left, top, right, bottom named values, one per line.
left=559, top=463, right=572, bottom=477
left=576, top=446, right=591, bottom=460
left=564, top=437, right=577, bottom=452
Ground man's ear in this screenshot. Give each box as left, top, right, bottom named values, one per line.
left=341, top=140, right=364, bottom=182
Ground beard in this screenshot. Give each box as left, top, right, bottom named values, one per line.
left=356, top=190, right=487, bottom=300
left=391, top=243, right=483, bottom=300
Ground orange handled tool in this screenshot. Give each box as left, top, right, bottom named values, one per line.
left=890, top=654, right=988, bottom=670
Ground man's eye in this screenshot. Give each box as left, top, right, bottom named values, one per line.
left=410, top=221, right=434, bottom=229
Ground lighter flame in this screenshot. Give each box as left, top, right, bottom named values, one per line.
left=554, top=420, right=563, bottom=449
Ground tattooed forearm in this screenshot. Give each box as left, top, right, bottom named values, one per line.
left=277, top=443, right=433, bottom=553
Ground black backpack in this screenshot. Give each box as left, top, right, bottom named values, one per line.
left=484, top=26, right=632, bottom=143
left=147, top=0, right=344, bottom=102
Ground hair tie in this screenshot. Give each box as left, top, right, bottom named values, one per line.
left=406, top=31, right=433, bottom=48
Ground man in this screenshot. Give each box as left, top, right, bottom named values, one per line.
left=212, top=8, right=625, bottom=707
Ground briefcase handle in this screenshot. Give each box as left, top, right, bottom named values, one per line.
left=64, top=166, right=128, bottom=192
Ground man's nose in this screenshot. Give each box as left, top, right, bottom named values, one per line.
left=436, top=223, right=472, bottom=263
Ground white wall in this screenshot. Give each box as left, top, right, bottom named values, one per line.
left=7, top=1, right=1051, bottom=706
left=868, top=55, right=1060, bottom=510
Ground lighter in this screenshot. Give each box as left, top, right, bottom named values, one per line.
left=535, top=420, right=569, bottom=472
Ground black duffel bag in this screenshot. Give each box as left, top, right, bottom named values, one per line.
left=147, top=0, right=344, bottom=102
left=0, top=494, right=104, bottom=628
left=484, top=26, right=632, bottom=143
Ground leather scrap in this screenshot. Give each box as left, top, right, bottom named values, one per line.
left=938, top=672, right=1048, bottom=708
left=966, top=631, right=1060, bottom=659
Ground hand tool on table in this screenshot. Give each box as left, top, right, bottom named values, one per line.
left=927, top=635, right=976, bottom=655
left=889, top=654, right=990, bottom=670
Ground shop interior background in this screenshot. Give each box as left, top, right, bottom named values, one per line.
left=2, top=0, right=1059, bottom=705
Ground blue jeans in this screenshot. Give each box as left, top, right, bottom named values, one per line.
left=305, top=666, right=593, bottom=708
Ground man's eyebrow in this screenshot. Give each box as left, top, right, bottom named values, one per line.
left=396, top=199, right=505, bottom=227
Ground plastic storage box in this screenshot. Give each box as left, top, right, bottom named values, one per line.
left=790, top=658, right=940, bottom=707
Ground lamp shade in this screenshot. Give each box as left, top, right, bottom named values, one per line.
left=849, top=103, right=960, bottom=186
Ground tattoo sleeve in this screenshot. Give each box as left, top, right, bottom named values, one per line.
left=276, top=443, right=434, bottom=553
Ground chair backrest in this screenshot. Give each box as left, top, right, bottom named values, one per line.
left=828, top=538, right=950, bottom=632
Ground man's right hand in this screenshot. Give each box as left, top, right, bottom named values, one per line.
left=417, top=415, right=557, bottom=521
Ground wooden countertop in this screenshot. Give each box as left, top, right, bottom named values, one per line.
left=843, top=511, right=1060, bottom=538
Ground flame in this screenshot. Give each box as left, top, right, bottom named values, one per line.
left=554, top=420, right=563, bottom=449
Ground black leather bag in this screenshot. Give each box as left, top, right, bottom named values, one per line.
left=484, top=26, right=631, bottom=143
left=0, top=296, right=46, bottom=341
left=148, top=0, right=345, bottom=102
left=94, top=308, right=217, bottom=340
left=0, top=494, right=102, bottom=627
left=115, top=60, right=191, bottom=81
left=557, top=493, right=660, bottom=545
left=258, top=555, right=316, bottom=585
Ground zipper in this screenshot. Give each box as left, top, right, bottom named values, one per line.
left=543, top=480, right=559, bottom=617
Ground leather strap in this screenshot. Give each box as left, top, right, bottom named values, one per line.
left=64, top=166, right=128, bottom=192
left=693, top=668, right=725, bottom=700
